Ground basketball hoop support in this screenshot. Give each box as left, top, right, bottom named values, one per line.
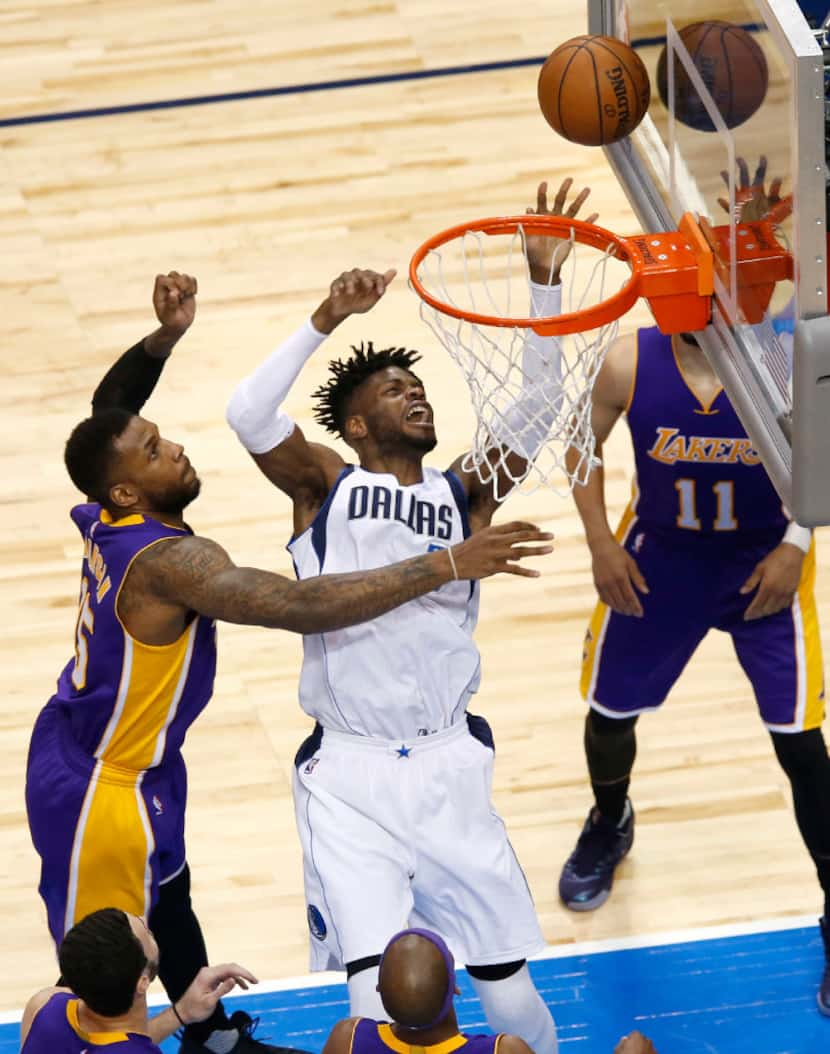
left=410, top=212, right=792, bottom=335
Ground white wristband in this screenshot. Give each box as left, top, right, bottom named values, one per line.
left=529, top=279, right=562, bottom=319
left=783, top=521, right=812, bottom=553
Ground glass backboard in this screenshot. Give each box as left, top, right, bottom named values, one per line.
left=589, top=0, right=830, bottom=524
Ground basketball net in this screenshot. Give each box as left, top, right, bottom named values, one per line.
left=410, top=212, right=791, bottom=500
left=411, top=222, right=623, bottom=498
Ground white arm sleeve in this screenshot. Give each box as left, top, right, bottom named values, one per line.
left=493, top=280, right=563, bottom=459
left=226, top=319, right=328, bottom=454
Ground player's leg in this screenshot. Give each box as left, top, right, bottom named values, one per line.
left=292, top=728, right=415, bottom=1018
left=145, top=759, right=300, bottom=1054
left=467, top=963, right=557, bottom=1054
left=564, top=530, right=708, bottom=910
left=412, top=718, right=557, bottom=1054
left=727, top=542, right=830, bottom=1012
left=25, top=704, right=100, bottom=947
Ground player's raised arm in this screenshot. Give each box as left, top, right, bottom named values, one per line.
left=140, top=521, right=553, bottom=634
left=91, top=272, right=197, bottom=414
left=226, top=268, right=397, bottom=509
left=448, top=178, right=596, bottom=525
left=564, top=335, right=649, bottom=617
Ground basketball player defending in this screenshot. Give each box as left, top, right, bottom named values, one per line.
left=552, top=234, right=830, bottom=1009
left=321, top=928, right=657, bottom=1054
left=26, top=274, right=552, bottom=1054
left=226, top=179, right=594, bottom=1054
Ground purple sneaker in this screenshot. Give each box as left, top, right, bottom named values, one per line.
left=819, top=917, right=830, bottom=1016
left=558, top=801, right=634, bottom=911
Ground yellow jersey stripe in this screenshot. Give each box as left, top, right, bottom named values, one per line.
left=67, top=999, right=132, bottom=1045
left=376, top=1024, right=468, bottom=1054
left=73, top=775, right=150, bottom=924
left=97, top=629, right=194, bottom=771
left=796, top=542, right=825, bottom=731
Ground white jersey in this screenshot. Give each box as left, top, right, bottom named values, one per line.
left=288, top=465, right=481, bottom=739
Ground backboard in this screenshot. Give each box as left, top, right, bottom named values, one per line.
left=588, top=0, right=830, bottom=524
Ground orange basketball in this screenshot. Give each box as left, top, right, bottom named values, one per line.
left=537, top=35, right=651, bottom=146
left=656, top=21, right=768, bottom=131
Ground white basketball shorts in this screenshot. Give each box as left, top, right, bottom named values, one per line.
left=292, top=715, right=546, bottom=970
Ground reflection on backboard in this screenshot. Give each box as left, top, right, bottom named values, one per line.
left=589, top=0, right=830, bottom=524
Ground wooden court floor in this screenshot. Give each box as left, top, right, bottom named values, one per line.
left=1, top=0, right=827, bottom=1012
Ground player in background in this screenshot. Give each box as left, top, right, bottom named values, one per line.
left=226, top=180, right=594, bottom=1054
left=26, top=274, right=552, bottom=1054
left=21, top=908, right=256, bottom=1053
left=549, top=172, right=830, bottom=1010
left=321, top=928, right=658, bottom=1054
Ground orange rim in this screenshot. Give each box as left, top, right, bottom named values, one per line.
left=409, top=215, right=643, bottom=336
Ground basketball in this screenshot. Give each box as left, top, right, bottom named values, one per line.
left=656, top=21, right=769, bottom=131
left=537, top=35, right=651, bottom=146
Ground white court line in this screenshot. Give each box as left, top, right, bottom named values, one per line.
left=0, top=913, right=818, bottom=1026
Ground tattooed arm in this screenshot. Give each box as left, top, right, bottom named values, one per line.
left=139, top=523, right=553, bottom=634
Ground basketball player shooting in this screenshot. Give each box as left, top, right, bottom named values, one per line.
left=226, top=179, right=594, bottom=1054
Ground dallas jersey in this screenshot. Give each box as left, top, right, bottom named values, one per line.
left=22, top=993, right=158, bottom=1053
left=627, top=327, right=787, bottom=536
left=288, top=466, right=480, bottom=739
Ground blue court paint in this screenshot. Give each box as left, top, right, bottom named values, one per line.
left=0, top=58, right=547, bottom=129
left=3, top=924, right=826, bottom=1053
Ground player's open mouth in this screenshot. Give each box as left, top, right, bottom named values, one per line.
left=405, top=403, right=433, bottom=424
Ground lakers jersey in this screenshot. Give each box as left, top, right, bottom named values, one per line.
left=626, top=328, right=787, bottom=535
left=288, top=466, right=480, bottom=739
left=350, top=1019, right=500, bottom=1054
left=52, top=503, right=217, bottom=770
left=22, top=993, right=157, bottom=1053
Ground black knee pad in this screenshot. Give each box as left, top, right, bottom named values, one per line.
left=466, top=959, right=525, bottom=981
left=588, top=710, right=638, bottom=737
left=346, top=954, right=382, bottom=978
left=771, top=728, right=830, bottom=786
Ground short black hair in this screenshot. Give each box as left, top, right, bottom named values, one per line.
left=58, top=908, right=147, bottom=1017
left=312, top=342, right=422, bottom=436
left=64, top=408, right=135, bottom=505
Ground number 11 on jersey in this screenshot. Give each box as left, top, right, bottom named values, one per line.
left=675, top=479, right=737, bottom=531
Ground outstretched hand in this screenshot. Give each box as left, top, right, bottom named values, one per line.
left=525, top=178, right=598, bottom=285
left=175, top=963, right=258, bottom=1026
left=717, top=155, right=792, bottom=225
left=311, top=267, right=397, bottom=334
left=450, top=521, right=554, bottom=580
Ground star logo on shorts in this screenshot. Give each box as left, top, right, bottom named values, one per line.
left=396, top=744, right=411, bottom=758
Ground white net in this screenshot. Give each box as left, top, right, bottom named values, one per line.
left=412, top=221, right=633, bottom=499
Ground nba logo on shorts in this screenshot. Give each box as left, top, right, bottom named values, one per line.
left=632, top=532, right=645, bottom=553
left=152, top=795, right=164, bottom=816
left=304, top=757, right=320, bottom=775
left=307, top=904, right=327, bottom=940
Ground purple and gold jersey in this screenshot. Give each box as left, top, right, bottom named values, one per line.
left=52, top=503, right=216, bottom=769
left=350, top=1019, right=501, bottom=1054
left=626, top=327, right=787, bottom=535
left=22, top=992, right=158, bottom=1053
